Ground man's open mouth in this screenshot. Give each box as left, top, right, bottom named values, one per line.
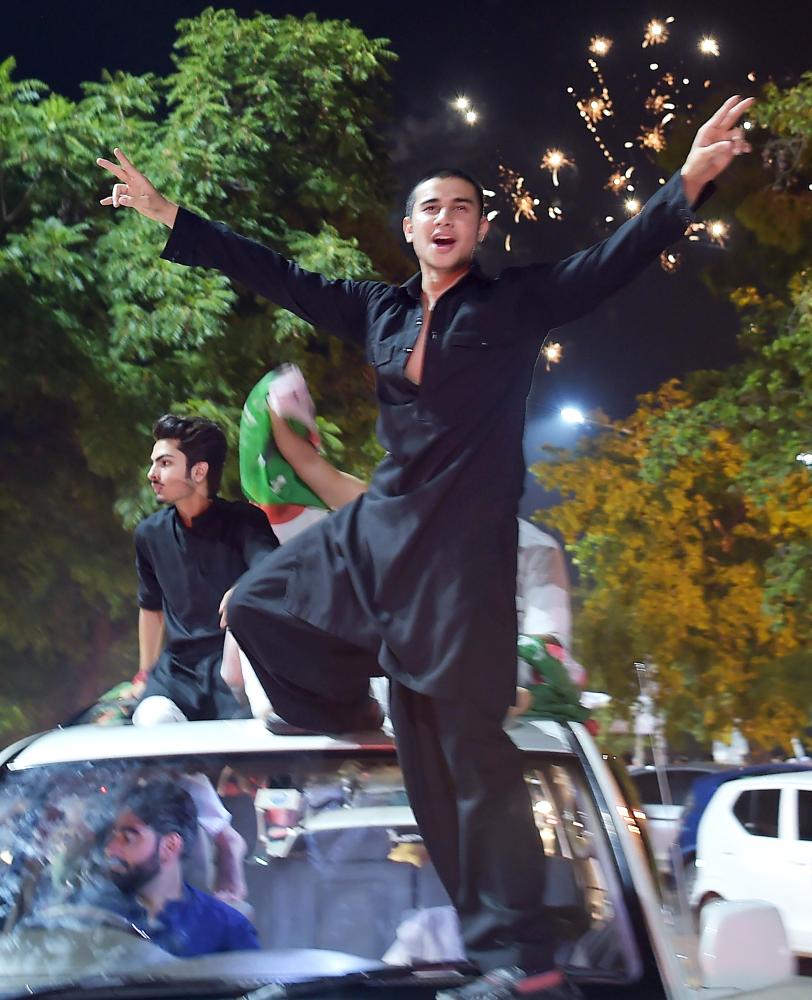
left=432, top=235, right=456, bottom=249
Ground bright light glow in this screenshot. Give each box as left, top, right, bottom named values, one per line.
left=542, top=341, right=563, bottom=369
left=453, top=95, right=470, bottom=111
left=561, top=406, right=586, bottom=425
left=589, top=36, right=613, bottom=56
left=624, top=198, right=641, bottom=215
left=464, top=109, right=479, bottom=125
left=642, top=19, right=669, bottom=47
left=699, top=36, right=720, bottom=56
left=797, top=452, right=812, bottom=466
left=540, top=148, right=573, bottom=187
left=706, top=219, right=729, bottom=246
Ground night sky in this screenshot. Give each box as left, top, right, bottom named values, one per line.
left=5, top=1, right=809, bottom=512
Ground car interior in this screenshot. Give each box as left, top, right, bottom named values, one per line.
left=0, top=750, right=637, bottom=981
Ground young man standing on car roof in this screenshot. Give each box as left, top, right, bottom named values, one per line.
left=98, top=94, right=752, bottom=999
left=132, top=414, right=278, bottom=725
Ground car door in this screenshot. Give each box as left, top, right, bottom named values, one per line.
left=770, top=785, right=812, bottom=954
left=719, top=784, right=783, bottom=903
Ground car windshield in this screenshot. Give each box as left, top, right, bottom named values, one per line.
left=0, top=746, right=640, bottom=992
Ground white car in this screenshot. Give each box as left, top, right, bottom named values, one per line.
left=691, top=770, right=812, bottom=955
left=0, top=718, right=807, bottom=999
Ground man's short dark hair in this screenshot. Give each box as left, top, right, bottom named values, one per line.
left=405, top=168, right=485, bottom=219
left=153, top=414, right=227, bottom=495
left=127, top=779, right=198, bottom=856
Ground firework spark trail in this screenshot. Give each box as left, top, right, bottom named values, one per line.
left=540, top=148, right=573, bottom=187
left=473, top=15, right=737, bottom=259
left=498, top=165, right=541, bottom=223
left=642, top=17, right=674, bottom=48
left=541, top=341, right=563, bottom=370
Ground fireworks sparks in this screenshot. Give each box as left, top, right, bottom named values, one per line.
left=540, top=148, right=573, bottom=187
left=453, top=95, right=470, bottom=111
left=499, top=165, right=541, bottom=223
left=706, top=219, right=729, bottom=246
left=569, top=75, right=620, bottom=169
left=578, top=94, right=611, bottom=124
left=659, top=250, right=682, bottom=273
left=685, top=220, right=730, bottom=247
left=605, top=165, right=634, bottom=193
left=541, top=341, right=563, bottom=369
left=589, top=36, right=613, bottom=56
left=699, top=36, right=720, bottom=56
left=606, top=171, right=626, bottom=192
left=477, top=17, right=732, bottom=257
left=639, top=124, right=667, bottom=152
left=644, top=90, right=676, bottom=116
left=642, top=17, right=673, bottom=47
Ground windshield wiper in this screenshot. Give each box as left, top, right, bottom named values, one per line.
left=244, top=963, right=476, bottom=999
left=0, top=973, right=258, bottom=1000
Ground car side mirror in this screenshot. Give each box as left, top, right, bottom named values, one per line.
left=699, top=899, right=794, bottom=990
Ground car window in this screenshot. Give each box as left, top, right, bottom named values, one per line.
left=0, top=750, right=642, bottom=987
left=732, top=787, right=780, bottom=838
left=798, top=790, right=812, bottom=841
left=667, top=770, right=707, bottom=806
left=629, top=771, right=662, bottom=805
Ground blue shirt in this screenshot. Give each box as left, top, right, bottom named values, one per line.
left=89, top=882, right=260, bottom=957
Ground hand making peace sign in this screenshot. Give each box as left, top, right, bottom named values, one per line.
left=96, top=147, right=178, bottom=228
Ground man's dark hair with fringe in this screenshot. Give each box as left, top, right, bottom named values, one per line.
left=153, top=414, right=227, bottom=496
left=405, top=168, right=485, bottom=219
left=126, top=779, right=198, bottom=856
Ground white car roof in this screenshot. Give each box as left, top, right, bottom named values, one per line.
left=5, top=718, right=574, bottom=771
left=712, top=770, right=812, bottom=795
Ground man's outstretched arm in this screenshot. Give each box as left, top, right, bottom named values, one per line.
left=96, top=150, right=370, bottom=346
left=526, top=95, right=754, bottom=329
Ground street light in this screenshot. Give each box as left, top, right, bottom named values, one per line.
left=560, top=406, right=586, bottom=426
left=559, top=407, right=631, bottom=435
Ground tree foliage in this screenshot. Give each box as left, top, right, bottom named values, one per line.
left=0, top=8, right=402, bottom=740
left=534, top=73, right=812, bottom=751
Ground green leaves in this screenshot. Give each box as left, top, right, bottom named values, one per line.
left=0, top=9, right=400, bottom=740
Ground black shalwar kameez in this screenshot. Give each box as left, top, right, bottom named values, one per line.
left=160, top=171, right=702, bottom=971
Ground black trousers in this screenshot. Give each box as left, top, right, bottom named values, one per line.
left=229, top=547, right=556, bottom=973
left=142, top=648, right=247, bottom=721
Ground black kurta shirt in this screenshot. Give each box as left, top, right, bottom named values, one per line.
left=161, top=172, right=700, bottom=710
left=135, top=498, right=278, bottom=669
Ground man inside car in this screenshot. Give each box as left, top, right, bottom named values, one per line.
left=100, top=778, right=259, bottom=956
